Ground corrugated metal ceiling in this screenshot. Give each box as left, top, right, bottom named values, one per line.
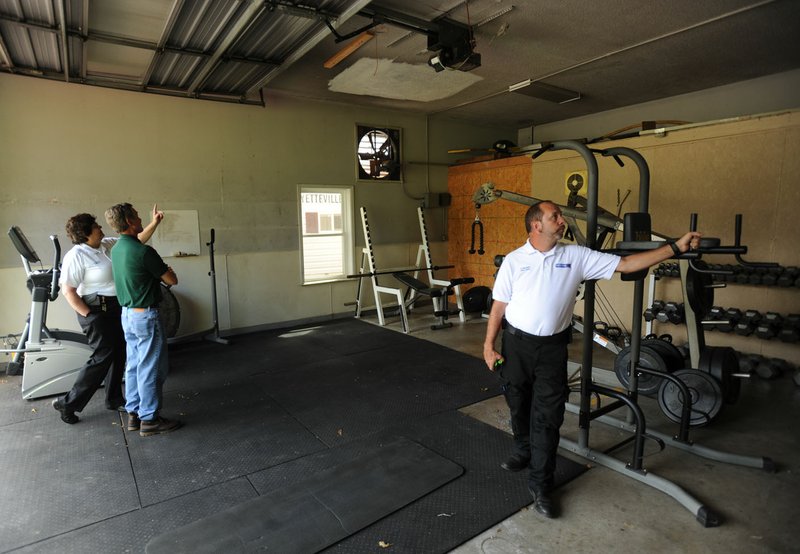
left=1, top=0, right=798, bottom=126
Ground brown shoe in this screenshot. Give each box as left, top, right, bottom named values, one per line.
left=127, top=412, right=140, bottom=431
left=139, top=416, right=183, bottom=437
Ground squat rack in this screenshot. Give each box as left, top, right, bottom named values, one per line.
left=519, top=141, right=773, bottom=527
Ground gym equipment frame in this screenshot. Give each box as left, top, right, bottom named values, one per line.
left=412, top=206, right=470, bottom=323
left=352, top=207, right=467, bottom=332
left=164, top=228, right=230, bottom=346
left=477, top=141, right=774, bottom=526
left=4, top=227, right=92, bottom=399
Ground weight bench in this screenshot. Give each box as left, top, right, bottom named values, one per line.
left=392, top=273, right=474, bottom=330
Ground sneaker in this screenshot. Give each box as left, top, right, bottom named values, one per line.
left=139, top=416, right=183, bottom=437
left=52, top=397, right=79, bottom=424
left=127, top=412, right=141, bottom=431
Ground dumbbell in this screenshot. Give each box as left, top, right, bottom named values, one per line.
left=734, top=309, right=760, bottom=336
left=644, top=300, right=665, bottom=322
left=702, top=306, right=725, bottom=332
left=755, top=358, right=788, bottom=380
left=747, top=267, right=766, bottom=286
left=777, top=266, right=799, bottom=287
left=713, top=264, right=731, bottom=283
left=778, top=314, right=800, bottom=343
left=717, top=307, right=741, bottom=333
left=656, top=302, right=684, bottom=324
left=755, top=312, right=783, bottom=340
left=735, top=352, right=758, bottom=375
left=735, top=267, right=751, bottom=284
left=760, top=266, right=783, bottom=287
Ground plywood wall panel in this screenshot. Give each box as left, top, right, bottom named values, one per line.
left=447, top=156, right=533, bottom=288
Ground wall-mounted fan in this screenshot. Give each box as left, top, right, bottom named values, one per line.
left=356, top=125, right=401, bottom=181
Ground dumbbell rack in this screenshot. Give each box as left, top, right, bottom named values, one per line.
left=542, top=140, right=774, bottom=528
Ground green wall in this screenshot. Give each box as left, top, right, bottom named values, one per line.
left=0, top=74, right=511, bottom=335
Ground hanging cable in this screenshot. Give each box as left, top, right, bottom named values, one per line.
left=469, top=204, right=484, bottom=255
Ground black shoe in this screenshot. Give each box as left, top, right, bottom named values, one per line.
left=127, top=413, right=141, bottom=432
left=139, top=416, right=183, bottom=437
left=500, top=455, right=530, bottom=472
left=52, top=397, right=79, bottom=424
left=106, top=401, right=127, bottom=412
left=528, top=485, right=556, bottom=519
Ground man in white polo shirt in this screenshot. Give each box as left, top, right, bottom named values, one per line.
left=483, top=200, right=700, bottom=519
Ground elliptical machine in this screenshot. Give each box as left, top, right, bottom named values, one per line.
left=4, top=227, right=91, bottom=399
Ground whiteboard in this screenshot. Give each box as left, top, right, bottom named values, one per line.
left=150, top=210, right=201, bottom=257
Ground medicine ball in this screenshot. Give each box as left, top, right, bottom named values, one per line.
left=463, top=286, right=492, bottom=313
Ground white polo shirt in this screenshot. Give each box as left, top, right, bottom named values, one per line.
left=493, top=240, right=620, bottom=336
left=60, top=237, right=118, bottom=296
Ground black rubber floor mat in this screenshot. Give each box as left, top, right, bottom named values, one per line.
left=2, top=319, right=588, bottom=552
left=323, top=411, right=589, bottom=553
left=145, top=436, right=463, bottom=554
left=11, top=478, right=259, bottom=554
left=127, top=379, right=326, bottom=506
left=263, top=340, right=500, bottom=447
left=0, top=373, right=56, bottom=426
left=0, top=405, right=138, bottom=552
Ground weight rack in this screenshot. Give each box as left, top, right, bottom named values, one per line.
left=542, top=140, right=775, bottom=527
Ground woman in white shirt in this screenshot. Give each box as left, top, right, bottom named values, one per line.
left=52, top=207, right=162, bottom=424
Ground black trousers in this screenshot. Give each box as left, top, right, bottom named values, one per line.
left=498, top=327, right=570, bottom=492
left=62, top=301, right=126, bottom=412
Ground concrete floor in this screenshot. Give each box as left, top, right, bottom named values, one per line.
left=364, top=307, right=799, bottom=554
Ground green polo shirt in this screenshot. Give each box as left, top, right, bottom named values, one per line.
left=111, top=234, right=169, bottom=308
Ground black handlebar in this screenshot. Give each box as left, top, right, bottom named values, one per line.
left=49, top=234, right=61, bottom=301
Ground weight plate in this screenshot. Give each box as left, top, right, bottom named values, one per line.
left=685, top=264, right=714, bottom=316
left=614, top=344, right=668, bottom=396
left=158, top=284, right=181, bottom=338
left=697, top=346, right=740, bottom=404
left=657, top=368, right=723, bottom=427
left=715, top=346, right=741, bottom=404
left=642, top=338, right=684, bottom=372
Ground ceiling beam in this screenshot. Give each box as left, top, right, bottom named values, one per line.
left=0, top=33, right=12, bottom=70
left=247, top=0, right=372, bottom=94
left=79, top=0, right=88, bottom=80
left=55, top=0, right=69, bottom=82
left=141, top=0, right=185, bottom=90
left=187, top=0, right=266, bottom=95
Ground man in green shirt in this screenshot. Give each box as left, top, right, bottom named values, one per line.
left=106, top=203, right=182, bottom=437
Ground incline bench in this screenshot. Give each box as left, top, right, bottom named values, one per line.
left=392, top=273, right=475, bottom=330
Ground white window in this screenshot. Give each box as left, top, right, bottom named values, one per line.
left=299, top=186, right=354, bottom=284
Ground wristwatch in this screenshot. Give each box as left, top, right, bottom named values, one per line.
left=668, top=241, right=681, bottom=256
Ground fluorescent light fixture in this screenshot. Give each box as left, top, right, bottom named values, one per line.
left=508, top=79, right=531, bottom=92
left=509, top=79, right=581, bottom=104
left=476, top=5, right=515, bottom=27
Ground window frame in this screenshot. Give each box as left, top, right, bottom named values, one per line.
left=298, top=184, right=355, bottom=285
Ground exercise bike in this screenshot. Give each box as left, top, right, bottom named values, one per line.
left=4, top=227, right=91, bottom=399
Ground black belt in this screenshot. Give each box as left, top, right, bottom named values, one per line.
left=83, top=294, right=119, bottom=312
left=504, top=322, right=571, bottom=344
